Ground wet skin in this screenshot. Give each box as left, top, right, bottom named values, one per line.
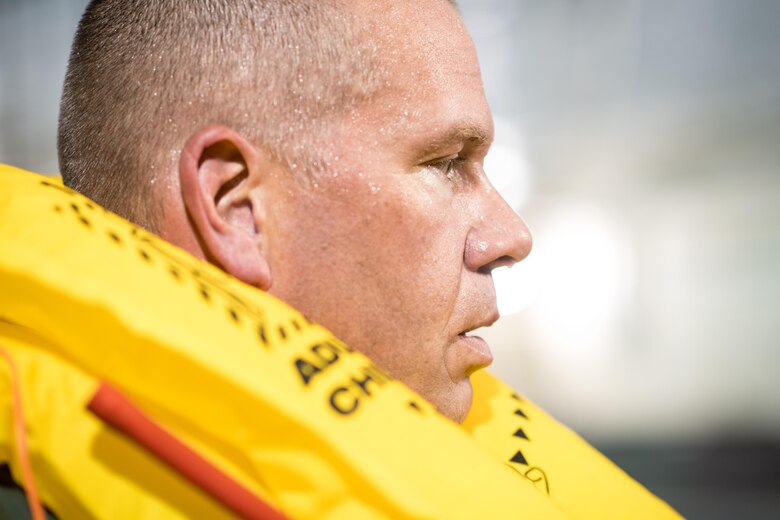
left=260, top=1, right=532, bottom=422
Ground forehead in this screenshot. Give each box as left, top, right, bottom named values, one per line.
left=343, top=0, right=493, bottom=154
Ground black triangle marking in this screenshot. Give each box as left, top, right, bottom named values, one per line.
left=513, top=428, right=529, bottom=440
left=510, top=450, right=528, bottom=466
left=514, top=408, right=528, bottom=419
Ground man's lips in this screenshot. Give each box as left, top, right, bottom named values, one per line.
left=463, top=308, right=500, bottom=334
left=455, top=333, right=493, bottom=376
left=449, top=309, right=500, bottom=378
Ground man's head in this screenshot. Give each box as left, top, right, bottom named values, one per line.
left=59, top=0, right=532, bottom=422
left=59, top=0, right=383, bottom=231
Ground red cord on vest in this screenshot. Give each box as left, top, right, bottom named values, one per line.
left=87, top=382, right=289, bottom=520
left=0, top=346, right=47, bottom=520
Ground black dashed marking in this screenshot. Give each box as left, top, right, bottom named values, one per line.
left=278, top=326, right=288, bottom=340
left=138, top=249, right=151, bottom=262
left=199, top=286, right=211, bottom=301
left=53, top=205, right=62, bottom=213
left=108, top=231, right=122, bottom=244
left=228, top=309, right=239, bottom=322
left=291, top=319, right=301, bottom=331
left=168, top=266, right=180, bottom=280
left=79, top=217, right=91, bottom=227
left=258, top=325, right=268, bottom=345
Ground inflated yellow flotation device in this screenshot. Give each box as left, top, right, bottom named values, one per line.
left=0, top=164, right=681, bottom=519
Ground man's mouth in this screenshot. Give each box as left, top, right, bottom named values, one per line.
left=458, top=308, right=499, bottom=340
left=452, top=309, right=499, bottom=376
left=455, top=333, right=493, bottom=376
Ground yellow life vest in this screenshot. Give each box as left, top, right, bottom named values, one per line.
left=0, top=164, right=681, bottom=519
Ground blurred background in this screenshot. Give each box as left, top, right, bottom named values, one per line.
left=1, top=0, right=778, bottom=517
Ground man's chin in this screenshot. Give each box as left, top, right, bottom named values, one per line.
left=429, top=377, right=474, bottom=424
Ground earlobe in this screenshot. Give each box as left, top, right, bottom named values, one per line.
left=179, top=125, right=273, bottom=290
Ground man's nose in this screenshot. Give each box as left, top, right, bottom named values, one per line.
left=464, top=185, right=533, bottom=274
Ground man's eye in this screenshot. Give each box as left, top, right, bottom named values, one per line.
left=427, top=155, right=466, bottom=181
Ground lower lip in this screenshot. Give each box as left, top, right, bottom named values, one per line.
left=456, top=334, right=494, bottom=374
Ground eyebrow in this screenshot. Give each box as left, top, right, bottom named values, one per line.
left=417, top=121, right=492, bottom=159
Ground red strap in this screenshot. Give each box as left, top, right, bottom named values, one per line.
left=0, top=346, right=46, bottom=520
left=87, top=382, right=289, bottom=520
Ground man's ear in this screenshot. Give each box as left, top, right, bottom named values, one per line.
left=179, top=125, right=272, bottom=289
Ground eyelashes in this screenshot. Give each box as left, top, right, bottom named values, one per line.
left=426, top=155, right=467, bottom=182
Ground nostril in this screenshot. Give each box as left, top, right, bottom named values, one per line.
left=478, top=255, right=514, bottom=274
left=464, top=213, right=532, bottom=273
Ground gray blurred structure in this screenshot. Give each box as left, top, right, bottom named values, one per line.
left=465, top=0, right=780, bottom=437
left=1, top=0, right=779, bottom=517
left=0, top=0, right=85, bottom=173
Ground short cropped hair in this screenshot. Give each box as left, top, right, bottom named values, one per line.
left=58, top=0, right=383, bottom=231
